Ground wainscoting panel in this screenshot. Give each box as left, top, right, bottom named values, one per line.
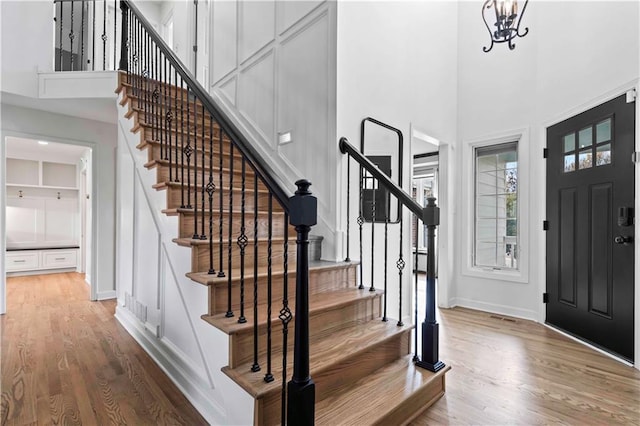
left=212, top=0, right=237, bottom=84
left=238, top=50, right=276, bottom=146
left=277, top=0, right=324, bottom=35
left=239, top=0, right=275, bottom=64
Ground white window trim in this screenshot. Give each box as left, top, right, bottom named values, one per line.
left=461, top=128, right=530, bottom=284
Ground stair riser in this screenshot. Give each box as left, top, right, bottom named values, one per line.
left=228, top=295, right=382, bottom=368
left=192, top=239, right=296, bottom=275
left=258, top=331, right=411, bottom=426
left=176, top=212, right=291, bottom=240
left=123, top=80, right=200, bottom=102
left=138, top=127, right=234, bottom=155
left=208, top=265, right=357, bottom=316
left=127, top=101, right=220, bottom=131
left=162, top=185, right=283, bottom=212
left=152, top=162, right=249, bottom=188
left=145, top=142, right=246, bottom=172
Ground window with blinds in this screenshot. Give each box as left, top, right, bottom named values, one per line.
left=474, top=142, right=518, bottom=269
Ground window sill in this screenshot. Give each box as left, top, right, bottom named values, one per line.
left=462, top=266, right=528, bottom=284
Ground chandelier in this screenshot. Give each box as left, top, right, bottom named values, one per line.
left=482, top=0, right=529, bottom=52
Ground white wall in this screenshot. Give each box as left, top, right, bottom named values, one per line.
left=1, top=1, right=53, bottom=97
left=1, top=104, right=118, bottom=304
left=454, top=1, right=640, bottom=323
left=209, top=0, right=339, bottom=258
left=336, top=1, right=459, bottom=319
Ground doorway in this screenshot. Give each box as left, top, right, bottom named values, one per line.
left=546, top=93, right=635, bottom=362
left=3, top=137, right=94, bottom=309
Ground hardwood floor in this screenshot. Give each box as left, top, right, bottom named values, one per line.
left=3, top=272, right=639, bottom=425
left=411, top=305, right=640, bottom=425
left=1, top=273, right=206, bottom=426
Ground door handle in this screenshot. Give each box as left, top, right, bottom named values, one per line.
left=614, top=235, right=633, bottom=245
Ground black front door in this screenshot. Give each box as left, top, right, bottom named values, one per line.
left=546, top=93, right=635, bottom=362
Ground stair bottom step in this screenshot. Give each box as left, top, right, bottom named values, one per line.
left=314, top=354, right=450, bottom=426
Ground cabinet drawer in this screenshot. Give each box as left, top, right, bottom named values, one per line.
left=6, top=252, right=39, bottom=271
left=41, top=250, right=77, bottom=269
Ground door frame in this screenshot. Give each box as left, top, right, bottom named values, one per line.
left=539, top=79, right=640, bottom=369
left=0, top=131, right=98, bottom=313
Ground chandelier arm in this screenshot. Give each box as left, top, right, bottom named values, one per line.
left=516, top=0, right=530, bottom=37
left=482, top=0, right=496, bottom=52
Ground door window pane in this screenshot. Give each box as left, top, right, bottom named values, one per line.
left=474, top=142, right=518, bottom=270
left=563, top=134, right=575, bottom=152
left=596, top=119, right=611, bottom=143
left=596, top=144, right=611, bottom=166
left=579, top=127, right=593, bottom=149
left=564, top=154, right=576, bottom=172
left=579, top=150, right=593, bottom=169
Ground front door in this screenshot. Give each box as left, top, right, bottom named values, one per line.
left=546, top=93, right=635, bottom=362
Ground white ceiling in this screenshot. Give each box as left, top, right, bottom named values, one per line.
left=6, top=136, right=89, bottom=163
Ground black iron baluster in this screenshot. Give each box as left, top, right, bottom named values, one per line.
left=136, top=20, right=140, bottom=108
left=280, top=212, right=291, bottom=426
left=383, top=195, right=389, bottom=322
left=413, top=213, right=419, bottom=362
left=92, top=0, right=96, bottom=71
left=174, top=69, right=179, bottom=183
left=102, top=0, right=107, bottom=70
left=369, top=176, right=376, bottom=292
left=218, top=128, right=225, bottom=277
left=207, top=113, right=216, bottom=275
left=80, top=1, right=85, bottom=70
left=287, top=180, right=317, bottom=425
left=200, top=104, right=206, bottom=239
left=69, top=0, right=74, bottom=70
left=59, top=1, right=63, bottom=71
left=225, top=144, right=234, bottom=318
left=193, top=91, right=199, bottom=239
left=345, top=158, right=350, bottom=262
left=264, top=193, right=274, bottom=383
left=159, top=52, right=164, bottom=162
left=180, top=78, right=185, bottom=207
left=251, top=172, right=260, bottom=372
left=185, top=87, right=192, bottom=209
left=357, top=163, right=364, bottom=290
left=237, top=158, right=247, bottom=324
left=143, top=34, right=149, bottom=127
left=153, top=46, right=159, bottom=156
left=396, top=208, right=405, bottom=327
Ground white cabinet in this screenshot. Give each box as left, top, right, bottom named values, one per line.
left=5, top=249, right=78, bottom=273
left=6, top=252, right=40, bottom=272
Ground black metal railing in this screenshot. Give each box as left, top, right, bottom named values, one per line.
left=339, top=136, right=445, bottom=373
left=54, top=0, right=120, bottom=71
left=118, top=1, right=316, bottom=424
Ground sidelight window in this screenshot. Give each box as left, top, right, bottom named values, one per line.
left=474, top=142, right=518, bottom=270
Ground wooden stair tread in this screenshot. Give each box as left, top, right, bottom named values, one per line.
left=144, top=158, right=245, bottom=173
left=315, top=354, right=451, bottom=426
left=222, top=319, right=412, bottom=399
left=186, top=260, right=355, bottom=286
left=173, top=236, right=293, bottom=247
left=202, top=287, right=382, bottom=335
left=153, top=181, right=269, bottom=194
left=162, top=207, right=286, bottom=216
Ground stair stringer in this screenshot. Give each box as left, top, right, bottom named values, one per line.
left=114, top=96, right=255, bottom=425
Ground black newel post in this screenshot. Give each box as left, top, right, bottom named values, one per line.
left=287, top=179, right=316, bottom=426
left=118, top=1, right=129, bottom=72
left=415, top=197, right=446, bottom=373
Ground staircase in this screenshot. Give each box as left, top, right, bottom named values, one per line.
left=114, top=1, right=449, bottom=424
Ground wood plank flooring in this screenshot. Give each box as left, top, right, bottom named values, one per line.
left=3, top=272, right=639, bottom=425
left=1, top=273, right=206, bottom=426
left=411, top=305, right=640, bottom=425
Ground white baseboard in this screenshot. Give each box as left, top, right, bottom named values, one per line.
left=449, top=297, right=538, bottom=322
left=96, top=290, right=116, bottom=300
left=114, top=306, right=226, bottom=424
